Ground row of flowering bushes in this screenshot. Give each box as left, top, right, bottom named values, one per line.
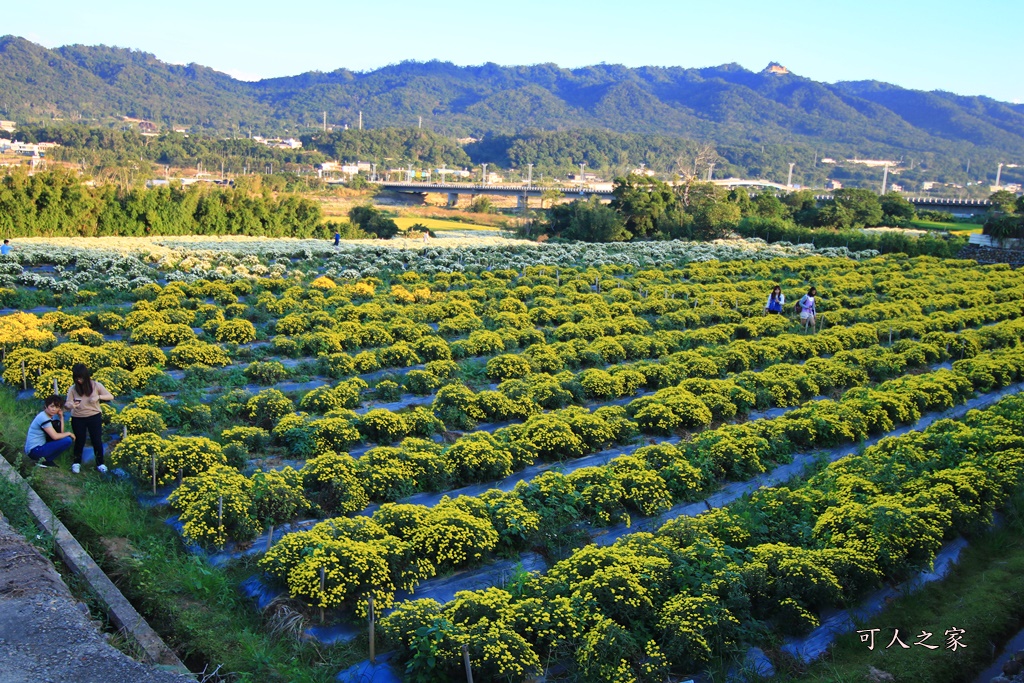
left=376, top=390, right=1024, bottom=682
left=157, top=345, right=1024, bottom=629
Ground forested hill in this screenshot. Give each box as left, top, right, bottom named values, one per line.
left=3, top=34, right=1024, bottom=165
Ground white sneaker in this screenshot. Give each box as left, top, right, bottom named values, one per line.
left=36, top=461, right=49, bottom=468
left=71, top=463, right=81, bottom=474
left=97, top=464, right=108, bottom=474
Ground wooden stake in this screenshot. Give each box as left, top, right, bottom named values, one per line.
left=217, top=495, right=224, bottom=531
left=368, top=595, right=376, bottom=664
left=463, top=643, right=474, bottom=683
left=151, top=454, right=157, bottom=494
left=52, top=377, right=58, bottom=395
left=265, top=523, right=274, bottom=553
left=319, top=567, right=326, bottom=623
left=21, top=360, right=26, bottom=389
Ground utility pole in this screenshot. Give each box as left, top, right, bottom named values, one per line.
left=706, top=163, right=714, bottom=182
left=996, top=163, right=1004, bottom=189
left=418, top=116, right=422, bottom=129
left=881, top=163, right=889, bottom=194
left=359, top=111, right=363, bottom=130
left=323, top=111, right=327, bottom=132
left=787, top=162, right=795, bottom=188
left=580, top=163, right=585, bottom=185
left=482, top=163, right=488, bottom=184
left=527, top=163, right=533, bottom=185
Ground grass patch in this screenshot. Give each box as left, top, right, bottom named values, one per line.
left=28, top=470, right=364, bottom=681
left=910, top=220, right=983, bottom=235
left=393, top=216, right=499, bottom=232
left=0, top=381, right=365, bottom=683
left=776, top=494, right=1024, bottom=683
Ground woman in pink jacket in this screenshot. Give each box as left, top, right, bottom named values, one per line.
left=65, top=363, right=114, bottom=474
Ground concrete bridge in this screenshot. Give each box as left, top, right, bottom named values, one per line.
left=377, top=181, right=995, bottom=215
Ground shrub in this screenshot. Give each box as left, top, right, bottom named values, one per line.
left=309, top=416, right=361, bottom=455
left=251, top=467, right=308, bottom=525
left=412, top=505, right=499, bottom=572
left=358, top=409, right=408, bottom=444
left=169, top=465, right=258, bottom=547
left=221, top=426, right=271, bottom=451
left=112, top=407, right=166, bottom=435
left=169, top=341, right=231, bottom=369
left=485, top=354, right=533, bottom=382
left=162, top=436, right=227, bottom=480
left=246, top=389, right=295, bottom=429
left=301, top=451, right=369, bottom=515
left=110, top=433, right=167, bottom=483
left=131, top=322, right=196, bottom=347
left=215, top=319, right=257, bottom=344
left=245, top=361, right=289, bottom=385
left=374, top=380, right=402, bottom=401
left=443, top=433, right=514, bottom=484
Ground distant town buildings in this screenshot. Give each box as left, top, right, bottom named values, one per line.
left=848, top=159, right=899, bottom=168
left=252, top=135, right=302, bottom=149
left=0, top=121, right=16, bottom=133
left=0, top=139, right=59, bottom=156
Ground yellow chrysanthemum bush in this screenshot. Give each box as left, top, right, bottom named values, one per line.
left=250, top=467, right=308, bottom=526
left=111, top=407, right=167, bottom=435
left=168, top=465, right=259, bottom=548
left=111, top=433, right=225, bottom=486
left=168, top=340, right=232, bottom=369
left=410, top=502, right=499, bottom=575
left=0, top=311, right=57, bottom=355
left=357, top=408, right=408, bottom=445
left=300, top=451, right=368, bottom=515
left=442, top=432, right=514, bottom=484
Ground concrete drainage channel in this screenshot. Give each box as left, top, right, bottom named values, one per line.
left=0, top=454, right=191, bottom=677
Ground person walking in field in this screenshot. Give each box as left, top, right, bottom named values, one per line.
left=65, top=363, right=114, bottom=474
left=798, top=286, right=817, bottom=332
left=24, top=395, right=76, bottom=468
left=764, top=285, right=785, bottom=315
left=0, top=239, right=11, bottom=255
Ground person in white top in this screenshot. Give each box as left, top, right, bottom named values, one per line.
left=798, top=286, right=817, bottom=333
left=764, top=285, right=785, bottom=315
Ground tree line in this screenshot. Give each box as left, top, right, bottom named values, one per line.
left=0, top=168, right=324, bottom=239
left=542, top=174, right=975, bottom=257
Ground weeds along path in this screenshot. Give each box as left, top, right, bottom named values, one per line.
left=0, top=514, right=192, bottom=683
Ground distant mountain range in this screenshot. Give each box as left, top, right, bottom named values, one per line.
left=1, top=35, right=1023, bottom=185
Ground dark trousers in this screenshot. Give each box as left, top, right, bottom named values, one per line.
left=72, top=413, right=104, bottom=466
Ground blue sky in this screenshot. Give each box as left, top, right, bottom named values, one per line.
left=7, top=0, right=1023, bottom=102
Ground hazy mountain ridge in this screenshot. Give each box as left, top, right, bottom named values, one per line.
left=2, top=35, right=1023, bottom=166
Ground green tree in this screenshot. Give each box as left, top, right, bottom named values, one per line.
left=349, top=205, right=399, bottom=239
left=989, top=189, right=1018, bottom=214
left=547, top=197, right=631, bottom=242
left=610, top=174, right=683, bottom=239
left=817, top=188, right=883, bottom=229
left=879, top=192, right=916, bottom=222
